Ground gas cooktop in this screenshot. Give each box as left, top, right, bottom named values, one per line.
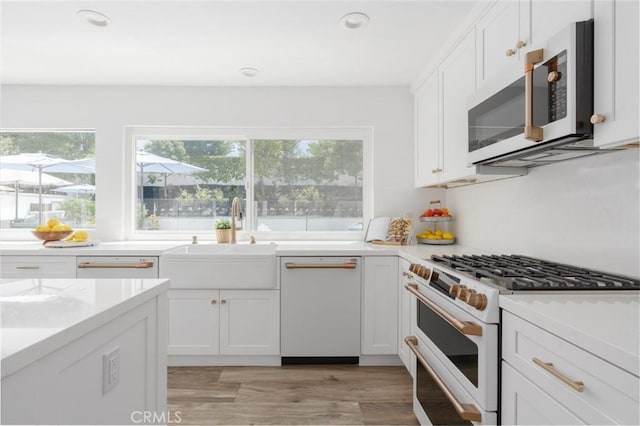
left=430, top=254, right=640, bottom=291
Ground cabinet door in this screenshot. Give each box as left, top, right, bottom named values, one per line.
left=593, top=0, right=640, bottom=147
left=0, top=255, right=76, bottom=278
left=502, top=361, right=585, bottom=425
left=362, top=256, right=399, bottom=355
left=168, top=290, right=219, bottom=355
left=397, top=259, right=412, bottom=373
left=476, top=0, right=527, bottom=86
left=530, top=0, right=592, bottom=49
left=414, top=70, right=441, bottom=187
left=440, top=29, right=477, bottom=183
left=219, top=290, right=279, bottom=355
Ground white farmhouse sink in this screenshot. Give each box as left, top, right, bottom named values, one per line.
left=163, top=243, right=277, bottom=257
left=160, top=244, right=277, bottom=289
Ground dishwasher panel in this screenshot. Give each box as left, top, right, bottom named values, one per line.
left=76, top=256, right=159, bottom=278
left=280, top=256, right=361, bottom=360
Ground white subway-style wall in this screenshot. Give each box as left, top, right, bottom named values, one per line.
left=446, top=149, right=640, bottom=277
left=1, top=85, right=442, bottom=241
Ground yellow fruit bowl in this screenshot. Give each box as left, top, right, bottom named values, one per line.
left=32, top=230, right=74, bottom=244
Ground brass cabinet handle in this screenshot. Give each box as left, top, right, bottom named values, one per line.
left=431, top=168, right=443, bottom=174
left=590, top=113, right=606, bottom=124
left=532, top=357, right=584, bottom=392
left=77, top=261, right=154, bottom=269
left=405, top=336, right=482, bottom=422
left=221, top=300, right=227, bottom=304
left=506, top=48, right=516, bottom=57
left=285, top=262, right=357, bottom=269
left=524, top=49, right=544, bottom=142
left=210, top=299, right=217, bottom=305
left=15, top=266, right=40, bottom=270
left=405, top=284, right=482, bottom=336
left=515, top=40, right=527, bottom=49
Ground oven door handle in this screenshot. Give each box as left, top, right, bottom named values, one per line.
left=405, top=283, right=483, bottom=336
left=405, top=336, right=482, bottom=423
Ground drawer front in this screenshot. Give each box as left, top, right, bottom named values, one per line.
left=0, top=256, right=76, bottom=278
left=502, top=310, right=640, bottom=425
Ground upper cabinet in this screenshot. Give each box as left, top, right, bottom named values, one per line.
left=592, top=0, right=640, bottom=147
left=476, top=0, right=530, bottom=87
left=529, top=1, right=592, bottom=48
left=414, top=28, right=526, bottom=188
left=414, top=70, right=440, bottom=187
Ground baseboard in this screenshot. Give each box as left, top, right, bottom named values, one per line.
left=281, top=356, right=359, bottom=365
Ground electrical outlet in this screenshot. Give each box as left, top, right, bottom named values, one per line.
left=103, top=347, right=120, bottom=394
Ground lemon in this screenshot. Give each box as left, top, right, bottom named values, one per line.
left=47, top=218, right=61, bottom=229
left=35, top=224, right=50, bottom=232
left=60, top=224, right=72, bottom=231
left=73, top=231, right=89, bottom=242
left=443, top=232, right=455, bottom=239
left=51, top=224, right=67, bottom=232
left=434, top=229, right=443, bottom=236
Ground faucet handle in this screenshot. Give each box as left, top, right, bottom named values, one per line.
left=250, top=236, right=256, bottom=244
left=191, top=235, right=198, bottom=244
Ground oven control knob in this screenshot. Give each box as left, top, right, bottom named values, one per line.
left=465, top=292, right=488, bottom=311
left=419, top=266, right=431, bottom=280
left=450, top=285, right=468, bottom=299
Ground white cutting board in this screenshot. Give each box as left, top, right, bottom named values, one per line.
left=44, top=240, right=98, bottom=248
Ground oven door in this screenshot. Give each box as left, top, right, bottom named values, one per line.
left=406, top=335, right=497, bottom=426
left=406, top=281, right=498, bottom=411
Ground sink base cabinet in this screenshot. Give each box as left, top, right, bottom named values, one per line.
left=168, top=289, right=279, bottom=364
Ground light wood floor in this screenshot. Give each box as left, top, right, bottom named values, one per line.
left=167, top=365, right=419, bottom=425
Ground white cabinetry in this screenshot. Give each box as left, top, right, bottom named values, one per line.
left=476, top=0, right=592, bottom=89
left=397, top=258, right=413, bottom=375
left=362, top=256, right=398, bottom=355
left=414, top=28, right=526, bottom=188
left=502, top=310, right=640, bottom=425
left=415, top=70, right=440, bottom=187
left=476, top=0, right=529, bottom=86
left=168, top=289, right=279, bottom=357
left=0, top=255, right=76, bottom=278
left=502, top=361, right=584, bottom=425
left=593, top=0, right=640, bottom=147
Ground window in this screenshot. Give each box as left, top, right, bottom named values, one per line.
left=0, top=131, right=96, bottom=232
left=129, top=128, right=369, bottom=239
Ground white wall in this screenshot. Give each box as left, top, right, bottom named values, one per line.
left=1, top=85, right=442, bottom=240
left=446, top=149, right=640, bottom=277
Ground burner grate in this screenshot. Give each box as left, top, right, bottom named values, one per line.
left=430, top=254, right=640, bottom=291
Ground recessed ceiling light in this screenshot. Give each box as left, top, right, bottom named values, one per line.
left=77, top=10, right=111, bottom=27
left=239, top=68, right=260, bottom=77
left=340, top=12, right=370, bottom=30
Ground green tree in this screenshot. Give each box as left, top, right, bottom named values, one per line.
left=0, top=132, right=95, bottom=159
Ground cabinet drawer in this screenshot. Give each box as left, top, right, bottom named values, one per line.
left=502, top=311, right=640, bottom=425
left=0, top=256, right=76, bottom=278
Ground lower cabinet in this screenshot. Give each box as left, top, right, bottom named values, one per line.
left=502, top=310, right=640, bottom=425
left=397, top=258, right=413, bottom=372
left=502, top=361, right=584, bottom=425
left=361, top=256, right=399, bottom=355
left=168, top=289, right=279, bottom=356
left=0, top=255, right=76, bottom=278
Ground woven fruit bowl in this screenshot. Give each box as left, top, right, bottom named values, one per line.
left=32, top=230, right=73, bottom=245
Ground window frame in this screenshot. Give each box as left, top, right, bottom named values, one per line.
left=124, top=126, right=372, bottom=241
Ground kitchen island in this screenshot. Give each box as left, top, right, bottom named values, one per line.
left=1, top=277, right=169, bottom=425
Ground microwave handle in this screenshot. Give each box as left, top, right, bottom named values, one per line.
left=524, top=48, right=544, bottom=142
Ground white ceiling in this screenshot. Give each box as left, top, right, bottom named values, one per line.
left=1, top=0, right=480, bottom=86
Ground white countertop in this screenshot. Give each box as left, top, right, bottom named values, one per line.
left=0, top=240, right=490, bottom=259
left=0, top=277, right=169, bottom=377
left=500, top=293, right=640, bottom=376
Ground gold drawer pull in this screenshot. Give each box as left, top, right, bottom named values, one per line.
left=405, top=284, right=482, bottom=336
left=405, top=336, right=482, bottom=422
left=532, top=357, right=584, bottom=392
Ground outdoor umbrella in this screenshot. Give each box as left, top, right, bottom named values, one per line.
left=52, top=184, right=96, bottom=195
left=0, top=153, right=95, bottom=223
left=0, top=169, right=71, bottom=220
left=135, top=151, right=208, bottom=222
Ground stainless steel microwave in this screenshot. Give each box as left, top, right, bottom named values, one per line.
left=468, top=20, right=596, bottom=167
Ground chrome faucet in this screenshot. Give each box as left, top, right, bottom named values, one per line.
left=230, top=197, right=243, bottom=244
